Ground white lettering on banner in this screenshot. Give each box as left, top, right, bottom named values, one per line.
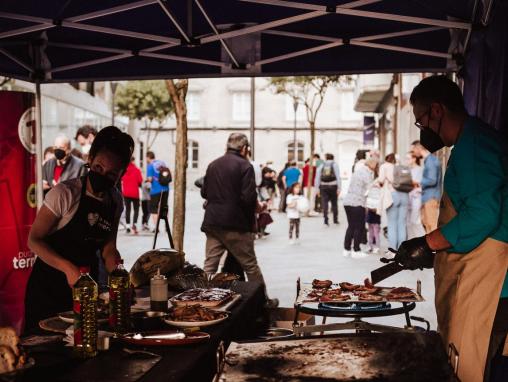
left=12, top=252, right=36, bottom=269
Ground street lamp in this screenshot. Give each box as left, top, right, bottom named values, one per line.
left=293, top=99, right=298, bottom=163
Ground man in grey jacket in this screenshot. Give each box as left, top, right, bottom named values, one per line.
left=42, top=135, right=86, bottom=191
left=315, top=153, right=341, bottom=226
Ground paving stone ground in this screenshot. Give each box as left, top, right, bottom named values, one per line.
left=118, top=190, right=437, bottom=330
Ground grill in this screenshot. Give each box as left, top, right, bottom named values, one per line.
left=292, top=278, right=430, bottom=336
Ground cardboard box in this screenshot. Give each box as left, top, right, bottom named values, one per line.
left=268, top=307, right=315, bottom=330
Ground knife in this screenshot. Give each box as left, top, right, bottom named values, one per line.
left=370, top=248, right=404, bottom=284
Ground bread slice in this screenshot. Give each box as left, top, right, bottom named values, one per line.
left=0, top=327, right=19, bottom=357
left=0, top=345, right=16, bottom=373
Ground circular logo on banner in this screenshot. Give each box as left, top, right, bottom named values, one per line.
left=18, top=106, right=36, bottom=154
left=27, top=183, right=37, bottom=208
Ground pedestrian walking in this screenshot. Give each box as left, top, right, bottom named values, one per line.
left=313, top=154, right=323, bottom=212
left=410, top=140, right=442, bottom=233
left=141, top=181, right=151, bottom=231
left=281, top=161, right=301, bottom=212
left=200, top=133, right=278, bottom=308
left=315, top=153, right=341, bottom=226
left=277, top=162, right=289, bottom=212
left=286, top=182, right=304, bottom=244
left=145, top=151, right=170, bottom=230
left=406, top=153, right=425, bottom=238
left=366, top=184, right=382, bottom=254
left=302, top=158, right=316, bottom=209
left=378, top=153, right=411, bottom=252
left=342, top=159, right=377, bottom=258
left=121, top=157, right=143, bottom=234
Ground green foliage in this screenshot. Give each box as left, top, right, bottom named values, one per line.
left=268, top=76, right=351, bottom=122
left=115, top=80, right=174, bottom=123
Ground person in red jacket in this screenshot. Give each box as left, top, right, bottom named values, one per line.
left=121, top=157, right=143, bottom=234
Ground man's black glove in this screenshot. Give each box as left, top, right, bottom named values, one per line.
left=395, top=236, right=435, bottom=270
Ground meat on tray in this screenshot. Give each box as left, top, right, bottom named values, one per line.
left=302, top=280, right=420, bottom=303
left=169, top=305, right=226, bottom=322
left=339, top=282, right=360, bottom=291
left=312, top=279, right=333, bottom=289
left=171, top=288, right=234, bottom=307
left=386, top=287, right=416, bottom=300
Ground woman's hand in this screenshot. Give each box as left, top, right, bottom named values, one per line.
left=65, top=264, right=81, bottom=287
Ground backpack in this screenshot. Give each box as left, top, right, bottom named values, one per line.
left=157, top=165, right=172, bottom=186
left=320, top=162, right=337, bottom=182
left=392, top=165, right=413, bottom=193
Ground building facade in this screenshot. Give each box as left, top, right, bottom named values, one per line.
left=136, top=77, right=369, bottom=188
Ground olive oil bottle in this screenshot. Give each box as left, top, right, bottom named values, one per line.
left=109, top=259, right=131, bottom=335
left=73, top=266, right=98, bottom=358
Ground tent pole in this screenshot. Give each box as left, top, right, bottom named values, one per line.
left=35, top=81, right=43, bottom=210
left=250, top=77, right=255, bottom=159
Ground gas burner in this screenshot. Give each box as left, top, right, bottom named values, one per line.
left=319, top=302, right=391, bottom=311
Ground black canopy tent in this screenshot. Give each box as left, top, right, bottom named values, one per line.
left=0, top=0, right=496, bottom=206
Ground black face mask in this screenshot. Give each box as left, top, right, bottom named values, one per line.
left=88, top=171, right=115, bottom=193
left=54, top=149, right=66, bottom=160
left=420, top=128, right=445, bottom=153
left=419, top=113, right=445, bottom=153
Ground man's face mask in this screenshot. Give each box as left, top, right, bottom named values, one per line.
left=54, top=148, right=66, bottom=160
left=414, top=107, right=445, bottom=153
left=82, top=144, right=91, bottom=155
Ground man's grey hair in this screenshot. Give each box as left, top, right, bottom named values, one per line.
left=54, top=134, right=71, bottom=149
left=226, top=133, right=249, bottom=151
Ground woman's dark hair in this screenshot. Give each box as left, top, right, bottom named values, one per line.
left=385, top=153, right=396, bottom=164
left=410, top=75, right=466, bottom=113
left=288, top=182, right=301, bottom=194
left=88, top=126, right=134, bottom=169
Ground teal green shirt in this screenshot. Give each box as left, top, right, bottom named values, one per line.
left=441, top=117, right=508, bottom=298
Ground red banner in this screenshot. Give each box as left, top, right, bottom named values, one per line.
left=0, top=91, right=37, bottom=334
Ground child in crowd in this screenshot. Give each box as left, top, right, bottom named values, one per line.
left=365, top=184, right=381, bottom=254
left=286, top=182, right=303, bottom=244
left=366, top=209, right=381, bottom=253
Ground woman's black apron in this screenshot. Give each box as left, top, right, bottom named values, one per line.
left=24, top=177, right=116, bottom=332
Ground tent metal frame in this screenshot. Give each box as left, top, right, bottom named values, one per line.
left=0, top=0, right=471, bottom=76
left=0, top=0, right=474, bottom=207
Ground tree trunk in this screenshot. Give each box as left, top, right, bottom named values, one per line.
left=165, top=79, right=188, bottom=251
left=307, top=120, right=315, bottom=203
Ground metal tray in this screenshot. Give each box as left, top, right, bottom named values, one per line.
left=296, top=282, right=424, bottom=305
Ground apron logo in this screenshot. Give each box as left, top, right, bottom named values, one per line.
left=87, top=212, right=99, bottom=226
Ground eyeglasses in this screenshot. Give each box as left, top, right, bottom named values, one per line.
left=414, top=108, right=430, bottom=130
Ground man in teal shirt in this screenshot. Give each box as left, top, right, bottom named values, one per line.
left=393, top=76, right=508, bottom=381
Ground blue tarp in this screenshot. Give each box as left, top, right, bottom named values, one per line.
left=0, top=0, right=476, bottom=82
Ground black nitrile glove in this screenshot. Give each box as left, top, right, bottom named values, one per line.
left=395, top=236, right=435, bottom=270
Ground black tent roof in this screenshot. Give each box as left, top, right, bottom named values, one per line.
left=0, top=0, right=475, bottom=83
